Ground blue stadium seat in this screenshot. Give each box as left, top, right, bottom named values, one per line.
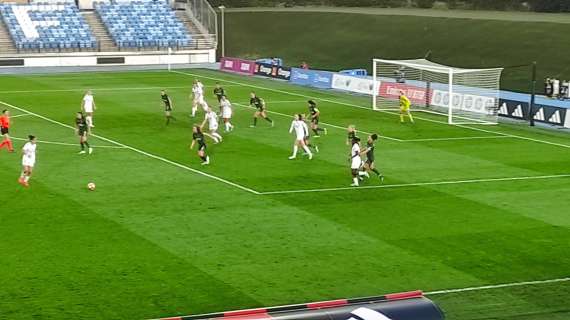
left=0, top=3, right=96, bottom=51
left=95, top=1, right=191, bottom=48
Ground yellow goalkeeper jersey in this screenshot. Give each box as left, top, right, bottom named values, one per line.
left=399, top=95, right=411, bottom=110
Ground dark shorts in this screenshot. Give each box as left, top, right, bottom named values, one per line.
left=366, top=158, right=375, bottom=165
left=216, top=96, right=223, bottom=102
left=1, top=127, right=8, bottom=135
left=78, top=129, right=87, bottom=137
left=164, top=104, right=172, bottom=112
left=311, top=117, right=319, bottom=125
left=198, top=143, right=207, bottom=151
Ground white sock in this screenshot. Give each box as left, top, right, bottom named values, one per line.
left=292, top=145, right=298, bottom=157
left=225, top=123, right=230, bottom=131
left=302, top=145, right=312, bottom=156
left=353, top=177, right=359, bottom=186
left=358, top=171, right=367, bottom=176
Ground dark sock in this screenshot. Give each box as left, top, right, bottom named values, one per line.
left=312, top=129, right=319, bottom=135
left=200, top=155, right=207, bottom=161
left=80, top=142, right=84, bottom=150
left=265, top=117, right=273, bottom=123
left=372, top=168, right=381, bottom=176
left=253, top=117, right=258, bottom=126
left=317, top=128, right=325, bottom=132
left=84, top=141, right=90, bottom=148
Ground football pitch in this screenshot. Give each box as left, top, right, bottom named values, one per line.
left=0, top=68, right=569, bottom=320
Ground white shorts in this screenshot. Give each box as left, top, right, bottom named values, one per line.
left=22, top=157, right=35, bottom=167
left=296, top=133, right=305, bottom=141
left=84, top=106, right=94, bottom=113
left=194, top=95, right=205, bottom=106
left=209, top=123, right=219, bottom=132
left=222, top=109, right=232, bottom=119
left=351, top=158, right=362, bottom=170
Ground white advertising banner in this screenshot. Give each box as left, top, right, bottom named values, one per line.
left=431, top=89, right=496, bottom=115
left=332, top=73, right=380, bottom=96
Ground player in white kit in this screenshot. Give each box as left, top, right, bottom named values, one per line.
left=18, top=135, right=37, bottom=188
left=201, top=107, right=223, bottom=143
left=288, top=114, right=313, bottom=160
left=350, top=137, right=369, bottom=187
left=191, top=80, right=208, bottom=117
left=81, top=90, right=96, bottom=129
left=220, top=95, right=234, bottom=132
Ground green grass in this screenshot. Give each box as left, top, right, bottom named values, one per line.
left=0, top=69, right=568, bottom=320
left=224, top=11, right=570, bottom=92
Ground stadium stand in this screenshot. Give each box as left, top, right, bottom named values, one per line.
left=94, top=1, right=191, bottom=49
left=0, top=3, right=97, bottom=51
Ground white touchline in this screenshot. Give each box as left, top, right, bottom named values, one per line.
left=258, top=174, right=570, bottom=195
left=0, top=84, right=242, bottom=94
left=10, top=136, right=127, bottom=149
left=425, top=277, right=570, bottom=295
left=233, top=102, right=402, bottom=142
left=172, top=70, right=570, bottom=150
left=0, top=100, right=261, bottom=195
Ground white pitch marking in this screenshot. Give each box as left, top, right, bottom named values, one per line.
left=9, top=113, right=32, bottom=118
left=426, top=277, right=570, bottom=295
left=0, top=100, right=261, bottom=195
left=263, top=100, right=308, bottom=104
left=402, top=135, right=512, bottom=142
left=10, top=136, right=127, bottom=149
left=234, top=102, right=402, bottom=142
left=0, top=84, right=241, bottom=94
left=258, top=174, right=570, bottom=195
left=172, top=70, right=570, bottom=150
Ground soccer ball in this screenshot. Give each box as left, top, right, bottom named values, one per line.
left=87, top=182, right=96, bottom=191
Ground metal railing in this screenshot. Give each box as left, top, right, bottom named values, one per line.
left=184, top=0, right=217, bottom=47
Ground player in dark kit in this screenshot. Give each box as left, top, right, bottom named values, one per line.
left=361, top=134, right=384, bottom=181
left=190, top=125, right=210, bottom=165
left=308, top=100, right=327, bottom=137
left=161, top=90, right=176, bottom=125
left=249, top=92, right=274, bottom=127
left=213, top=82, right=226, bottom=103
left=75, top=112, right=92, bottom=155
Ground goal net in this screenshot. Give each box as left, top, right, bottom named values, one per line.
left=372, top=58, right=504, bottom=124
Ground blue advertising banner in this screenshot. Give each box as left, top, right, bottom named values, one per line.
left=290, top=67, right=333, bottom=89
left=498, top=98, right=568, bottom=127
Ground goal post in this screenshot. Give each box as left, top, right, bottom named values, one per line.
left=372, top=58, right=504, bottom=125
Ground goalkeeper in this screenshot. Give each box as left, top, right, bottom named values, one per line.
left=399, top=91, right=414, bottom=123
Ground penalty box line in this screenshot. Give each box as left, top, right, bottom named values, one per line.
left=237, top=101, right=511, bottom=143
left=258, top=174, right=570, bottom=195
left=0, top=100, right=261, bottom=195
left=171, top=70, right=570, bottom=150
